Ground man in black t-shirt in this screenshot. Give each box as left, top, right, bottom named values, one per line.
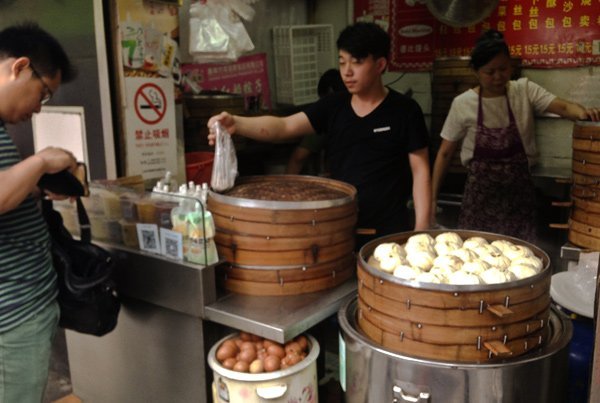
left=208, top=22, right=431, bottom=246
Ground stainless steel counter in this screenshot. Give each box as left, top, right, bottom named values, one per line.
left=65, top=243, right=356, bottom=402
left=204, top=278, right=357, bottom=343
left=65, top=244, right=219, bottom=403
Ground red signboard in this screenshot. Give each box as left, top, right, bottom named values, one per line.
left=354, top=0, right=600, bottom=71
left=181, top=53, right=271, bottom=110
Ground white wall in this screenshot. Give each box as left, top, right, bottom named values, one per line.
left=525, top=67, right=600, bottom=173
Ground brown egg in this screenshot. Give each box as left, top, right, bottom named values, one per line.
left=284, top=352, right=302, bottom=367
left=267, top=344, right=285, bottom=359
left=285, top=341, right=302, bottom=355
left=216, top=344, right=236, bottom=362
left=249, top=359, right=264, bottom=373
left=221, top=339, right=238, bottom=351
left=263, top=355, right=281, bottom=372
left=239, top=332, right=252, bottom=341
left=294, top=335, right=308, bottom=351
left=234, top=339, right=243, bottom=348
left=238, top=348, right=257, bottom=364
left=222, top=357, right=237, bottom=370
left=250, top=334, right=263, bottom=342
left=233, top=360, right=249, bottom=372
left=257, top=349, right=267, bottom=360
left=263, top=339, right=277, bottom=348
left=240, top=341, right=256, bottom=351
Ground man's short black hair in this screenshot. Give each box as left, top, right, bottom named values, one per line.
left=0, top=21, right=76, bottom=83
left=336, top=22, right=390, bottom=60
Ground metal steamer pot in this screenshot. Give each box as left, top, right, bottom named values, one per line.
left=339, top=297, right=572, bottom=403
left=208, top=334, right=320, bottom=403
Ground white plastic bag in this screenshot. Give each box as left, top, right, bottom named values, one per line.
left=210, top=122, right=238, bottom=192
left=189, top=0, right=255, bottom=63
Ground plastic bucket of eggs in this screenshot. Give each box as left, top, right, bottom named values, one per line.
left=207, top=331, right=319, bottom=403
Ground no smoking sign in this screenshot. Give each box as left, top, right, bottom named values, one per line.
left=134, top=82, right=167, bottom=125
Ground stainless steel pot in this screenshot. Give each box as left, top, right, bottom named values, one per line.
left=338, top=297, right=572, bottom=403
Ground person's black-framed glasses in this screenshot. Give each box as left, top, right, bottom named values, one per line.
left=29, top=65, right=53, bottom=104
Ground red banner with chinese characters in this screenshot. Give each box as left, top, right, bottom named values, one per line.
left=354, top=0, right=600, bottom=71
left=181, top=53, right=271, bottom=109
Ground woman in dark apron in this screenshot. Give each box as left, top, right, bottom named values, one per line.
left=458, top=90, right=536, bottom=241
left=431, top=29, right=599, bottom=240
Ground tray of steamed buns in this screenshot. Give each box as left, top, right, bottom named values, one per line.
left=360, top=230, right=549, bottom=290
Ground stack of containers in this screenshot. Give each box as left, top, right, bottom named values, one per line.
left=60, top=176, right=219, bottom=267
left=82, top=185, right=123, bottom=243
left=170, top=182, right=219, bottom=265
left=569, top=121, right=600, bottom=249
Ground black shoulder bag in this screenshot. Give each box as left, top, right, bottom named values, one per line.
left=42, top=198, right=120, bottom=336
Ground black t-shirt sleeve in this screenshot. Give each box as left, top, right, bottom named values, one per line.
left=404, top=98, right=429, bottom=153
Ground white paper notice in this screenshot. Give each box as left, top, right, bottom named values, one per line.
left=124, top=77, right=177, bottom=180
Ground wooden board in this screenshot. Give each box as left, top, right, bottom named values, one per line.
left=571, top=208, right=600, bottom=228
left=207, top=197, right=357, bottom=225
left=213, top=225, right=355, bottom=251
left=572, top=159, right=600, bottom=177
left=358, top=262, right=550, bottom=310
left=358, top=280, right=550, bottom=327
left=573, top=195, right=600, bottom=214
left=223, top=254, right=355, bottom=283
left=572, top=138, right=600, bottom=153
left=357, top=297, right=549, bottom=345
left=216, top=237, right=355, bottom=266
left=572, top=122, right=600, bottom=140
left=568, top=228, right=600, bottom=251
left=220, top=258, right=355, bottom=296
left=358, top=307, right=548, bottom=363
left=572, top=172, right=600, bottom=187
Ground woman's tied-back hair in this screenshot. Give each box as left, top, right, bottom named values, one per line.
left=469, top=29, right=510, bottom=71
left=0, top=21, right=76, bottom=83
left=336, top=22, right=390, bottom=61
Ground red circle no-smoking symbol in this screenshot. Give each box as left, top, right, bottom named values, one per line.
left=135, top=83, right=167, bottom=125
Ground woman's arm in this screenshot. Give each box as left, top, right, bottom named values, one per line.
left=409, top=147, right=432, bottom=230
left=545, top=97, right=600, bottom=121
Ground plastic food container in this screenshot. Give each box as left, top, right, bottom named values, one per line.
left=208, top=334, right=319, bottom=403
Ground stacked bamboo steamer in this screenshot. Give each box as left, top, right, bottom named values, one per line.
left=207, top=175, right=357, bottom=296
left=357, top=230, right=551, bottom=363
left=569, top=121, right=600, bottom=249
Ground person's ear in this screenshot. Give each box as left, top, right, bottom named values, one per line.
left=376, top=57, right=388, bottom=74
left=11, top=57, right=31, bottom=78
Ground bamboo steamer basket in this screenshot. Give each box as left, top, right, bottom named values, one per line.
left=357, top=229, right=551, bottom=363
left=569, top=121, right=600, bottom=250
left=207, top=175, right=357, bottom=296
